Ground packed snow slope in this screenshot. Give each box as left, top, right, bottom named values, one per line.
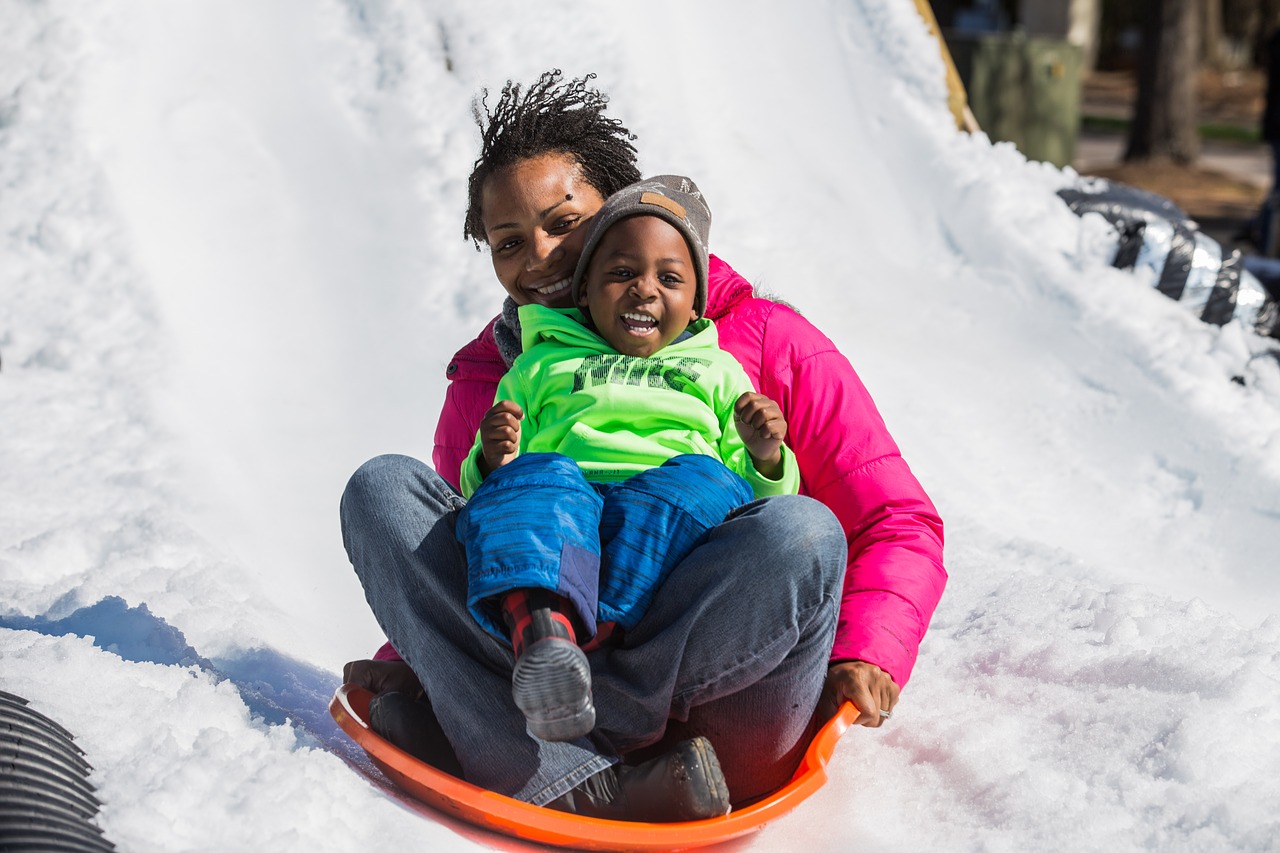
left=3, top=1, right=1280, bottom=850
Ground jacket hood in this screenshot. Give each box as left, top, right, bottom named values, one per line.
left=518, top=305, right=599, bottom=352
left=705, top=254, right=755, bottom=321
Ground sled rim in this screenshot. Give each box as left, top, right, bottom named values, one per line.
left=330, top=683, right=855, bottom=851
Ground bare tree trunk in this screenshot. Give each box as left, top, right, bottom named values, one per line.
left=1202, top=0, right=1223, bottom=68
left=1125, top=0, right=1200, bottom=163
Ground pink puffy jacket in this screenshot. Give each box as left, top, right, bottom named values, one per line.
left=398, top=255, right=947, bottom=687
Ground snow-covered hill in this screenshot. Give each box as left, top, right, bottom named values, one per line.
left=3, top=1, right=1279, bottom=849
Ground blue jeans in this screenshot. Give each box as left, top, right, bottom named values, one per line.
left=340, top=454, right=845, bottom=805
left=457, top=452, right=755, bottom=638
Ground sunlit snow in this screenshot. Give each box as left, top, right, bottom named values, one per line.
left=3, top=1, right=1279, bottom=850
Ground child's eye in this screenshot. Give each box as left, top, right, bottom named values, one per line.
left=609, top=267, right=634, bottom=279
left=660, top=273, right=684, bottom=285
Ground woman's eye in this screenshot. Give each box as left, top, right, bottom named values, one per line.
left=551, top=216, right=580, bottom=232
left=495, top=238, right=520, bottom=253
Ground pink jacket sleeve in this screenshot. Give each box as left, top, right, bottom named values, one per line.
left=431, top=324, right=508, bottom=492
left=432, top=379, right=486, bottom=491
left=751, top=305, right=946, bottom=688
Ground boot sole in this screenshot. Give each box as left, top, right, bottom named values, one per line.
left=674, top=736, right=732, bottom=820
left=512, top=637, right=595, bottom=741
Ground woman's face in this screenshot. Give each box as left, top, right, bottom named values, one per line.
left=480, top=152, right=607, bottom=309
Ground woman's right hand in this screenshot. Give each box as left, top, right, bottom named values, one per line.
left=479, top=400, right=523, bottom=475
left=342, top=659, right=424, bottom=698
left=819, top=660, right=899, bottom=728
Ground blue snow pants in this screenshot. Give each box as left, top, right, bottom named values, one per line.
left=456, top=452, right=754, bottom=640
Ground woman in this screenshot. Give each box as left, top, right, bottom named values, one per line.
left=341, top=71, right=946, bottom=821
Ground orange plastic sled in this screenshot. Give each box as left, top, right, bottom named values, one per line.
left=330, top=684, right=856, bottom=851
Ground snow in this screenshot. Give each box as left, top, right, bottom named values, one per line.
left=3, top=0, right=1279, bottom=850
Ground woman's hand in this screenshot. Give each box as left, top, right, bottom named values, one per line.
left=342, top=659, right=424, bottom=698
left=479, top=400, right=523, bottom=476
left=734, top=392, right=786, bottom=479
left=819, top=660, right=899, bottom=728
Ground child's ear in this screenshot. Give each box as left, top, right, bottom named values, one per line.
left=577, top=283, right=590, bottom=307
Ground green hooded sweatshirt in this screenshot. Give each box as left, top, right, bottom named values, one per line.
left=459, top=304, right=799, bottom=499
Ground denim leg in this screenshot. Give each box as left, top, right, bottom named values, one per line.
left=456, top=453, right=603, bottom=640
left=597, top=455, right=755, bottom=629
left=340, top=454, right=614, bottom=804
left=588, top=495, right=845, bottom=803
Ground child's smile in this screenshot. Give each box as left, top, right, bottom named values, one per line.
left=621, top=311, right=660, bottom=336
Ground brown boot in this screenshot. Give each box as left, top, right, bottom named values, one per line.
left=367, top=691, right=463, bottom=778
left=547, top=736, right=730, bottom=823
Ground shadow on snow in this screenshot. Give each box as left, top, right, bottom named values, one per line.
left=0, top=596, right=360, bottom=760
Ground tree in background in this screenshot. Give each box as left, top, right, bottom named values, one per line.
left=1202, top=0, right=1224, bottom=68
left=1223, top=0, right=1280, bottom=64
left=1124, top=0, right=1199, bottom=163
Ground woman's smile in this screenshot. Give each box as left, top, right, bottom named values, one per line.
left=530, top=277, right=572, bottom=299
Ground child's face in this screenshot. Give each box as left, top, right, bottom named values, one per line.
left=578, top=215, right=699, bottom=358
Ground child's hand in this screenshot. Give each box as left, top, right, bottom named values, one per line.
left=734, top=392, right=786, bottom=479
left=479, top=400, right=523, bottom=476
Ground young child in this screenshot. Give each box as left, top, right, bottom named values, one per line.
left=455, top=176, right=799, bottom=742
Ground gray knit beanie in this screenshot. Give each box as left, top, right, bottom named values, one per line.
left=571, top=175, right=712, bottom=317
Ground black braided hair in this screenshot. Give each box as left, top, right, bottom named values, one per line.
left=464, top=70, right=640, bottom=247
